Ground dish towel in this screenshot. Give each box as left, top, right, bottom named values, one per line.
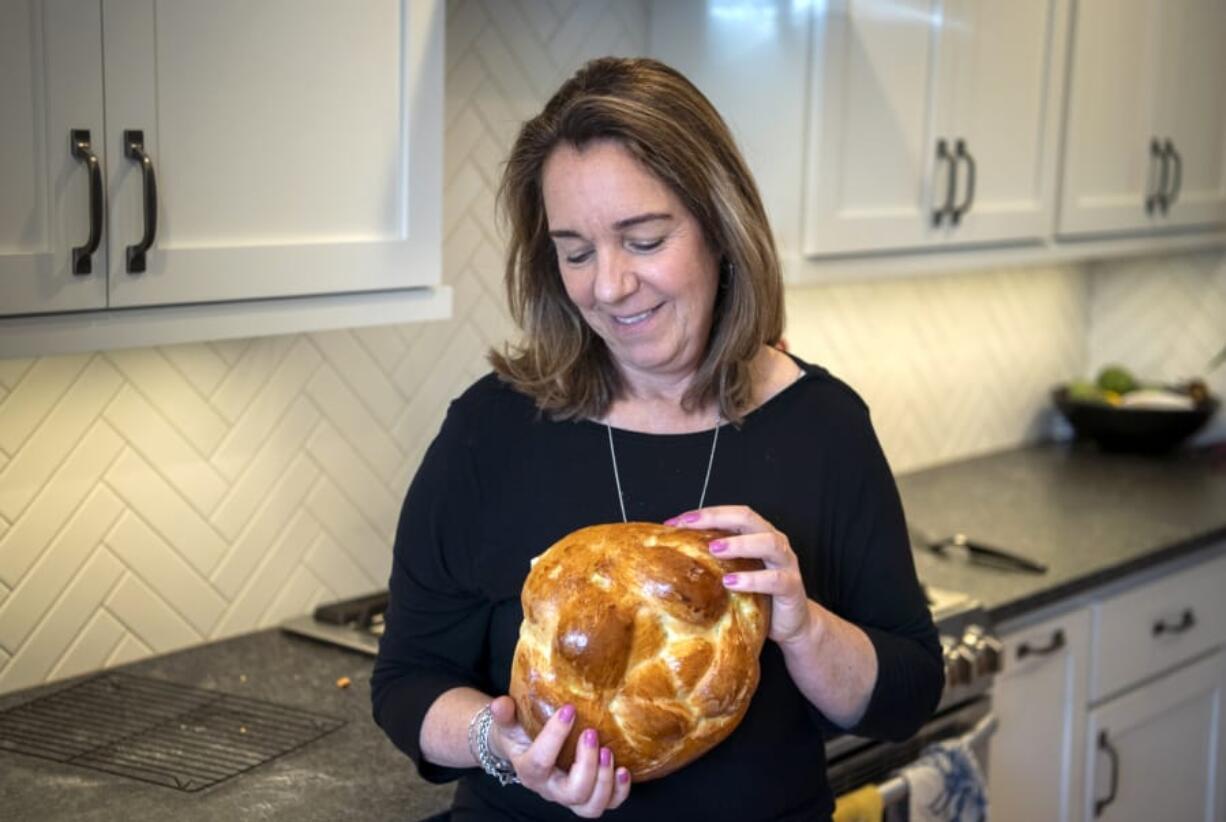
left=833, top=783, right=884, bottom=822
left=901, top=735, right=988, bottom=822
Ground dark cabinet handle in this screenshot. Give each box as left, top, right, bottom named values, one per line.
left=1152, top=608, right=1195, bottom=637
left=124, top=129, right=157, bottom=273
left=70, top=129, right=103, bottom=275
left=1016, top=628, right=1065, bottom=661
left=932, top=139, right=958, bottom=226
left=1094, top=730, right=1120, bottom=817
left=1145, top=139, right=1165, bottom=214
left=1164, top=139, right=1182, bottom=208
left=950, top=139, right=976, bottom=226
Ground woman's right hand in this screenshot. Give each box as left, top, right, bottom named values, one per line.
left=486, top=695, right=631, bottom=818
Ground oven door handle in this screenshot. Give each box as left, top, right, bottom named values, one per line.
left=1094, top=730, right=1120, bottom=817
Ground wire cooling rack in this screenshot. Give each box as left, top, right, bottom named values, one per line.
left=0, top=672, right=345, bottom=792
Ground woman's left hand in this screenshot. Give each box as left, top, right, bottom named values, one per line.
left=666, top=506, right=815, bottom=647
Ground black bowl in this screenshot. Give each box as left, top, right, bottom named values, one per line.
left=1052, top=387, right=1219, bottom=453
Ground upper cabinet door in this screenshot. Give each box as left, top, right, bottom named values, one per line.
left=0, top=0, right=108, bottom=317
left=937, top=0, right=1067, bottom=246
left=101, top=0, right=443, bottom=309
left=802, top=0, right=1068, bottom=257
left=803, top=0, right=945, bottom=257
left=1059, top=0, right=1225, bottom=238
left=1155, top=0, right=1226, bottom=230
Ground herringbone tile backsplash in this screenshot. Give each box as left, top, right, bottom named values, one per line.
left=0, top=0, right=1222, bottom=694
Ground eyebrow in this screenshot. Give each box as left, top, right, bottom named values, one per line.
left=548, top=212, right=673, bottom=240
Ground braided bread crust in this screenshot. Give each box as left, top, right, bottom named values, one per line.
left=509, top=522, right=770, bottom=781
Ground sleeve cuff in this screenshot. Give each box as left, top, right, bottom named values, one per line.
left=845, top=624, right=943, bottom=742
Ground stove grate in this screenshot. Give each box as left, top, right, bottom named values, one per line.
left=0, top=672, right=344, bottom=792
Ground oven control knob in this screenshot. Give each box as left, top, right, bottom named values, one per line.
left=964, top=625, right=1004, bottom=675
left=945, top=644, right=975, bottom=687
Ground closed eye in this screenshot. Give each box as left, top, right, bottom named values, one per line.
left=564, top=249, right=594, bottom=265
left=628, top=238, right=664, bottom=253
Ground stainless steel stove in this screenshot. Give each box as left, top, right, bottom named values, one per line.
left=824, top=584, right=1001, bottom=809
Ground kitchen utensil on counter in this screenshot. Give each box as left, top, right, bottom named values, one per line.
left=909, top=526, right=1048, bottom=574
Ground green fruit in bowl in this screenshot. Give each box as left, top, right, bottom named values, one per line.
left=1066, top=379, right=1106, bottom=403
left=1096, top=364, right=1137, bottom=395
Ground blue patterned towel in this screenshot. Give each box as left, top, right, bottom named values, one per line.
left=901, top=733, right=988, bottom=822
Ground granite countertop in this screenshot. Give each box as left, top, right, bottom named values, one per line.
left=0, top=630, right=453, bottom=822
left=896, top=441, right=1226, bottom=625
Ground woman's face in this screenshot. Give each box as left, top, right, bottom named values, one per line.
left=542, top=139, right=720, bottom=388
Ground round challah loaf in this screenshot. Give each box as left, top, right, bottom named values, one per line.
left=509, top=522, right=770, bottom=781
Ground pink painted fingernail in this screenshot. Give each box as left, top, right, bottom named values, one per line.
left=663, top=516, right=680, bottom=526
left=680, top=512, right=700, bottom=523
left=709, top=540, right=726, bottom=553
left=600, top=747, right=612, bottom=767
left=617, top=768, right=630, bottom=784
left=583, top=728, right=598, bottom=748
left=723, top=573, right=738, bottom=587
left=558, top=704, right=576, bottom=723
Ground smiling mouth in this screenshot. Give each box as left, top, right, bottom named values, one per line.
left=612, top=304, right=661, bottom=326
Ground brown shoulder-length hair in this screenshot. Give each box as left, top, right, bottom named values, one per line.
left=489, top=56, right=784, bottom=424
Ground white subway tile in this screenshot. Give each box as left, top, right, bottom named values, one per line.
left=309, top=331, right=402, bottom=428
left=212, top=512, right=319, bottom=636
left=257, top=566, right=322, bottom=628
left=210, top=339, right=321, bottom=481
left=0, top=358, right=123, bottom=521
left=210, top=455, right=319, bottom=599
left=103, top=450, right=227, bottom=577
left=305, top=369, right=402, bottom=486
left=105, top=348, right=227, bottom=454
left=0, top=548, right=124, bottom=693
left=209, top=397, right=319, bottom=541
left=104, top=512, right=227, bottom=636
left=306, top=479, right=392, bottom=586
left=0, top=423, right=124, bottom=588
left=105, top=573, right=200, bottom=653
left=208, top=336, right=295, bottom=423
left=104, top=632, right=152, bottom=669
left=0, top=354, right=90, bottom=455
left=303, top=532, right=381, bottom=598
left=48, top=609, right=126, bottom=682
left=0, top=487, right=124, bottom=653
left=306, top=422, right=400, bottom=539
left=104, top=385, right=228, bottom=516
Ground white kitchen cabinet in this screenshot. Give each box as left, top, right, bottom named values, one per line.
left=991, top=607, right=1091, bottom=822
left=801, top=0, right=1069, bottom=256
left=0, top=0, right=109, bottom=314
left=1059, top=0, right=1226, bottom=238
left=1090, top=550, right=1226, bottom=703
left=1, top=0, right=446, bottom=350
left=1083, top=651, right=1226, bottom=822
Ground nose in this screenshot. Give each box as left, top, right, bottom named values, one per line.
left=592, top=248, right=638, bottom=305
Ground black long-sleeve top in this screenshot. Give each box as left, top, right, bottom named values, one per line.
left=371, top=357, right=942, bottom=821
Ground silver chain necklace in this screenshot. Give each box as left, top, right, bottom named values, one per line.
left=605, top=413, right=721, bottom=523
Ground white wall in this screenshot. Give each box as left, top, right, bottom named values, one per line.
left=0, top=0, right=1219, bottom=695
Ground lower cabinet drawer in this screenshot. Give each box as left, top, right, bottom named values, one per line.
left=1090, top=551, right=1226, bottom=702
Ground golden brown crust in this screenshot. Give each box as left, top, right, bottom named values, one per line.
left=509, top=522, right=770, bottom=781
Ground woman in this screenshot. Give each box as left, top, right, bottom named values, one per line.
left=372, top=57, right=942, bottom=821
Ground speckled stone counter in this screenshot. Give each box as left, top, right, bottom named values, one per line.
left=0, top=630, right=453, bottom=822
left=896, top=441, right=1226, bottom=625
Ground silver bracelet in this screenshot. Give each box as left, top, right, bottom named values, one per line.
left=467, top=703, right=520, bottom=786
